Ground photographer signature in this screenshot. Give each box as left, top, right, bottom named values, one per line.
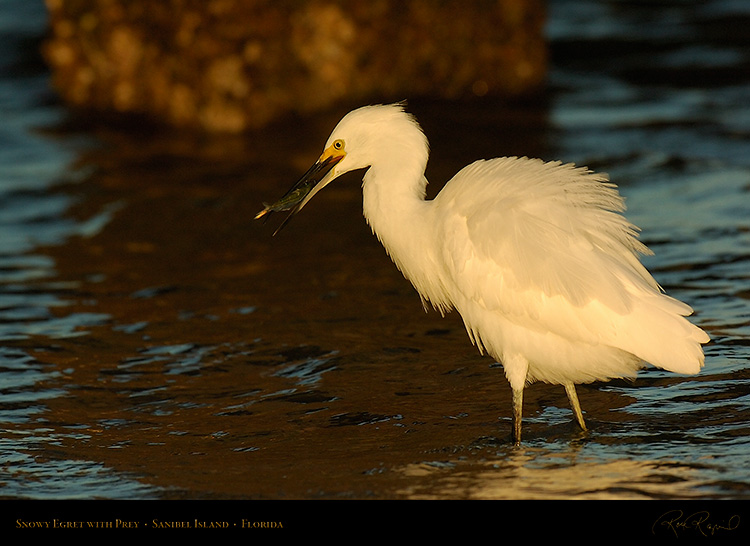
left=652, top=510, right=740, bottom=538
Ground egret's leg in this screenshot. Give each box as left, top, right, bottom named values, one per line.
left=504, top=354, right=528, bottom=445
left=564, top=382, right=587, bottom=431
left=512, top=387, right=523, bottom=445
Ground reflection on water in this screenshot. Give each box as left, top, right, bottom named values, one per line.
left=1, top=0, right=749, bottom=501
left=399, top=453, right=712, bottom=500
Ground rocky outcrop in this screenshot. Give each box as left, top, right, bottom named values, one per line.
left=43, top=0, right=546, bottom=132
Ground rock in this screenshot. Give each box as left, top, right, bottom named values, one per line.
left=43, top=0, right=547, bottom=132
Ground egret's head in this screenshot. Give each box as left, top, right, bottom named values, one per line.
left=255, top=103, right=426, bottom=234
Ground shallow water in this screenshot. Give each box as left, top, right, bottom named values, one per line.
left=1, top=0, right=749, bottom=504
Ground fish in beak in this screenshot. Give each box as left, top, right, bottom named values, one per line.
left=255, top=142, right=346, bottom=234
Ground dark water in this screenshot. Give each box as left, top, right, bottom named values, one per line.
left=1, top=0, right=749, bottom=506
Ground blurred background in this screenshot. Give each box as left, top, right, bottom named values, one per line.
left=1, top=0, right=749, bottom=507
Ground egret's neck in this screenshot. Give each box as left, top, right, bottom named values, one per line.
left=361, top=160, right=448, bottom=311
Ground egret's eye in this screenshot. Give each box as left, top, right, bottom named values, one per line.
left=333, top=139, right=345, bottom=151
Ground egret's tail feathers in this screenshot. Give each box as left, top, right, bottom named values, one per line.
left=628, top=304, right=709, bottom=375
left=659, top=322, right=709, bottom=375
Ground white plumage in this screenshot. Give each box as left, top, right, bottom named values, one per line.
left=256, top=103, right=710, bottom=443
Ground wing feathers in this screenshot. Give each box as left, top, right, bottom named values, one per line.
left=433, top=157, right=708, bottom=374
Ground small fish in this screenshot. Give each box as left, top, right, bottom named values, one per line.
left=255, top=183, right=314, bottom=220
left=255, top=151, right=344, bottom=233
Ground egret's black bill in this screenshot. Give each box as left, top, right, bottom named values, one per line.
left=255, top=153, right=343, bottom=235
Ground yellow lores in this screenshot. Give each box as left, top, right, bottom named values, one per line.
left=257, top=103, right=709, bottom=444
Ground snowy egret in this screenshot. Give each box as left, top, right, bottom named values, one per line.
left=256, top=103, right=709, bottom=444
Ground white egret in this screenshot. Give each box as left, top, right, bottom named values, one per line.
left=256, top=103, right=710, bottom=444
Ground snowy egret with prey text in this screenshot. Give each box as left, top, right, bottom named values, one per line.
left=256, top=103, right=710, bottom=444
